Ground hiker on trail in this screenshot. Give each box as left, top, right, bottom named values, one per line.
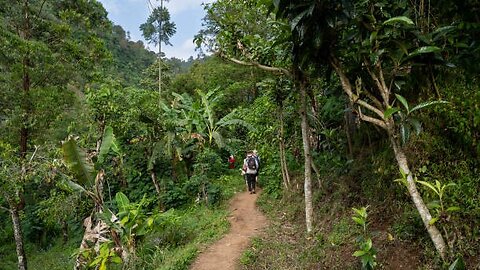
left=252, top=150, right=260, bottom=183
left=242, top=151, right=259, bottom=194
left=228, top=155, right=235, bottom=169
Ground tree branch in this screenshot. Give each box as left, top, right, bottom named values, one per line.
left=0, top=205, right=11, bottom=213
left=330, top=56, right=386, bottom=121
left=218, top=52, right=292, bottom=77
left=364, top=59, right=389, bottom=106
left=376, top=60, right=390, bottom=104
left=357, top=107, right=387, bottom=130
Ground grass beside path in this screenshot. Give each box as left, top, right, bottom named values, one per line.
left=18, top=171, right=246, bottom=270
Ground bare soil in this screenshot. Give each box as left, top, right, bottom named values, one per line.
left=190, top=189, right=268, bottom=270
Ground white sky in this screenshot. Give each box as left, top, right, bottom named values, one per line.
left=97, top=0, right=215, bottom=60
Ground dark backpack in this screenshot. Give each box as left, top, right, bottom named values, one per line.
left=247, top=156, right=257, bottom=170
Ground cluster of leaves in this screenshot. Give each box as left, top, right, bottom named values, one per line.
left=352, top=206, right=377, bottom=270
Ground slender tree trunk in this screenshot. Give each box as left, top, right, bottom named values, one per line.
left=158, top=0, right=163, bottom=102
left=299, top=75, right=313, bottom=233
left=279, top=140, right=288, bottom=189
left=278, top=107, right=290, bottom=189
left=344, top=106, right=354, bottom=159
left=389, top=132, right=447, bottom=259
left=10, top=206, right=27, bottom=270
left=12, top=3, right=30, bottom=268
left=150, top=170, right=161, bottom=196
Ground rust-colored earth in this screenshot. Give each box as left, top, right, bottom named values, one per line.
left=190, top=189, right=268, bottom=270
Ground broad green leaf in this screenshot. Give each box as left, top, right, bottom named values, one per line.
left=62, top=138, right=93, bottom=186
left=352, top=216, right=365, bottom=226
left=446, top=206, right=461, bottom=212
left=429, top=217, right=439, bottom=225
left=410, top=100, right=448, bottom=114
left=99, top=260, right=106, bottom=270
left=383, top=16, right=414, bottom=26
left=352, top=207, right=367, bottom=218
left=212, top=131, right=225, bottom=148
left=97, top=126, right=114, bottom=165
left=353, top=250, right=366, bottom=257
left=365, top=238, right=372, bottom=250
left=60, top=178, right=87, bottom=194
left=116, top=192, right=130, bottom=212
left=395, top=94, right=409, bottom=112
left=111, top=256, right=122, bottom=264
left=121, top=216, right=129, bottom=225
left=408, top=46, right=441, bottom=58
left=147, top=217, right=154, bottom=227
left=417, top=180, right=440, bottom=196
left=384, top=107, right=400, bottom=119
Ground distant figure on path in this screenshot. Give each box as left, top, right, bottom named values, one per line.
left=228, top=154, right=235, bottom=169
left=242, top=151, right=258, bottom=194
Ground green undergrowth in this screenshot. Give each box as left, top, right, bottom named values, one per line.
left=240, top=172, right=446, bottom=270
left=241, top=187, right=360, bottom=270
left=7, top=171, right=246, bottom=270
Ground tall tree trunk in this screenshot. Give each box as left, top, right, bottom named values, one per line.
left=11, top=206, right=27, bottom=270
left=298, top=74, right=313, bottom=233
left=12, top=3, right=30, bottom=269
left=389, top=132, right=447, bottom=259
left=20, top=0, right=31, bottom=159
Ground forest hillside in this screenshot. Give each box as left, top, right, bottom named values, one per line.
left=0, top=0, right=479, bottom=269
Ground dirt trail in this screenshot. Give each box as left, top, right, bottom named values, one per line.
left=190, top=189, right=268, bottom=270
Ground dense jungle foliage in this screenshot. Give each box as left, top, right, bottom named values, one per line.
left=0, top=0, right=479, bottom=269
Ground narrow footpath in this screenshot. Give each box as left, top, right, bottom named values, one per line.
left=190, top=189, right=268, bottom=270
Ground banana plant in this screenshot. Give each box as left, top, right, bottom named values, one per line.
left=61, top=126, right=123, bottom=269
left=384, top=94, right=448, bottom=144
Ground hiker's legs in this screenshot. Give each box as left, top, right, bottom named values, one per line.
left=251, top=176, right=256, bottom=193
left=244, top=174, right=248, bottom=191
left=246, top=174, right=255, bottom=193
